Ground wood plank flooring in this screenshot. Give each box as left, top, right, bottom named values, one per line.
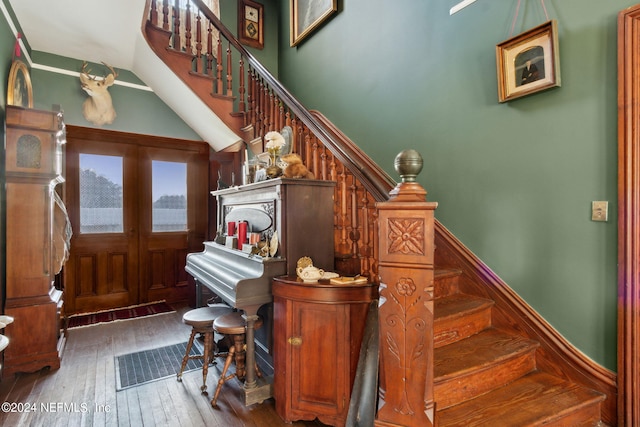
left=0, top=302, right=327, bottom=427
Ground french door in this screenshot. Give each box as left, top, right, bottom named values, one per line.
left=63, top=127, right=208, bottom=314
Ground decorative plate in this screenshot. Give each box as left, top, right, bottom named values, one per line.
left=269, top=232, right=279, bottom=257
left=7, top=59, right=33, bottom=108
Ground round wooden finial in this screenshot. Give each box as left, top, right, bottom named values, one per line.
left=394, top=149, right=423, bottom=182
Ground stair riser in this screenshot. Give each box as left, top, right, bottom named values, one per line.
left=434, top=307, right=492, bottom=348
left=434, top=275, right=460, bottom=298
left=435, top=350, right=537, bottom=409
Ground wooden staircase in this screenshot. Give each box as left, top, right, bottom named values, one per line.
left=433, top=269, right=606, bottom=426
left=141, top=1, right=616, bottom=425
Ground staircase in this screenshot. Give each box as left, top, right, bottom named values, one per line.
left=141, top=1, right=616, bottom=425
left=433, top=269, right=606, bottom=426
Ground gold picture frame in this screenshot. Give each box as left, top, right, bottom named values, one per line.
left=7, top=59, right=33, bottom=108
left=238, top=0, right=264, bottom=50
left=496, top=20, right=561, bottom=103
left=290, top=0, right=337, bottom=47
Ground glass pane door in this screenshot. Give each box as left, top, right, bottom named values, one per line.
left=79, top=154, right=123, bottom=233
left=152, top=160, right=187, bottom=232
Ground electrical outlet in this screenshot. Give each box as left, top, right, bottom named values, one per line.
left=592, top=201, right=608, bottom=222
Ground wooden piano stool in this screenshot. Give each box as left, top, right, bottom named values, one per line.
left=210, top=312, right=264, bottom=407
left=177, top=305, right=233, bottom=394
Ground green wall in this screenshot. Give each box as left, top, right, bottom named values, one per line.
left=277, top=0, right=630, bottom=370
left=30, top=52, right=201, bottom=139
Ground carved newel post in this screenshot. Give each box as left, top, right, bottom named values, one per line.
left=375, top=150, right=437, bottom=427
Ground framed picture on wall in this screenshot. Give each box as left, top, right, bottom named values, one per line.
left=7, top=59, right=33, bottom=108
left=238, top=0, right=264, bottom=49
left=290, top=0, right=337, bottom=47
left=496, top=20, right=561, bottom=102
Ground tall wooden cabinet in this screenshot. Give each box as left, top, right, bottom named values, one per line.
left=3, top=105, right=67, bottom=378
left=273, top=276, right=375, bottom=427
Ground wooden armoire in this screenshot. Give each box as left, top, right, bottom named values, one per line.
left=3, top=105, right=67, bottom=378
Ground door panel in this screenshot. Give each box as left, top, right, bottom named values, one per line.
left=138, top=146, right=208, bottom=303
left=64, top=127, right=208, bottom=314
left=65, top=140, right=139, bottom=314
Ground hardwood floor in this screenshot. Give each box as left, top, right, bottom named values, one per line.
left=0, top=302, right=327, bottom=427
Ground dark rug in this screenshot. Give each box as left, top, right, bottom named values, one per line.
left=115, top=341, right=204, bottom=391
left=67, top=301, right=175, bottom=329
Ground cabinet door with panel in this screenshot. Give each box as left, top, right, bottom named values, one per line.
left=273, top=277, right=374, bottom=427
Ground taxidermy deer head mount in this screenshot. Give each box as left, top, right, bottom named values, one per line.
left=80, top=61, right=117, bottom=126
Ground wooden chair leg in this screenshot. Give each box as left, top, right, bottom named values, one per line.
left=177, top=329, right=197, bottom=382
left=201, top=331, right=213, bottom=394
left=211, top=346, right=236, bottom=407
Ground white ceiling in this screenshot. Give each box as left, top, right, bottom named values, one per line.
left=8, top=0, right=145, bottom=70
left=6, top=0, right=241, bottom=151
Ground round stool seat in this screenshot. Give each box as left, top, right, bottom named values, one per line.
left=214, top=312, right=263, bottom=335
left=183, top=305, right=233, bottom=329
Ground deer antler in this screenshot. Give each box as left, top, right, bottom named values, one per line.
left=81, top=61, right=97, bottom=80
left=101, top=62, right=118, bottom=79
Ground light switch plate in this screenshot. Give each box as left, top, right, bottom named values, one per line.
left=592, top=201, right=608, bottom=222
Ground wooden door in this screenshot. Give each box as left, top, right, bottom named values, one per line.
left=291, top=301, right=347, bottom=418
left=138, top=145, right=208, bottom=304
left=63, top=127, right=208, bottom=314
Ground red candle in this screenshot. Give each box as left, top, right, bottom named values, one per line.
left=238, top=221, right=248, bottom=246
left=227, top=221, right=236, bottom=236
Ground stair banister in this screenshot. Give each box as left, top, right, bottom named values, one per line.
left=192, top=0, right=395, bottom=202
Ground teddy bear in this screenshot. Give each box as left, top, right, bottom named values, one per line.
left=280, top=153, right=315, bottom=179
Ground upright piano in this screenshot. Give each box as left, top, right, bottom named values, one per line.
left=185, top=178, right=335, bottom=406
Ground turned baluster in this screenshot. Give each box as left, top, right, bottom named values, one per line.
left=290, top=118, right=301, bottom=153
left=185, top=1, right=192, bottom=54
left=238, top=59, right=246, bottom=114
left=206, top=23, right=213, bottom=75
left=285, top=111, right=292, bottom=130
left=163, top=0, right=170, bottom=31
left=216, top=39, right=223, bottom=94
left=302, top=132, right=311, bottom=165
left=274, top=95, right=283, bottom=130
left=173, top=0, right=181, bottom=50
left=226, top=45, right=233, bottom=96
left=269, top=91, right=276, bottom=130
left=260, top=82, right=269, bottom=135
left=348, top=175, right=361, bottom=267
left=320, top=146, right=329, bottom=180
left=150, top=0, right=158, bottom=26
left=249, top=70, right=258, bottom=128
left=195, top=13, right=203, bottom=73
left=338, top=166, right=350, bottom=256
left=311, top=138, right=320, bottom=175
left=360, top=194, right=373, bottom=279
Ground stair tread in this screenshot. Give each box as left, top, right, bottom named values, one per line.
left=437, top=371, right=606, bottom=427
left=435, top=328, right=539, bottom=380
left=434, top=268, right=463, bottom=279
left=435, top=293, right=494, bottom=322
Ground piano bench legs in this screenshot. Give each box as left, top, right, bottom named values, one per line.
left=210, top=312, right=263, bottom=407
left=177, top=306, right=233, bottom=394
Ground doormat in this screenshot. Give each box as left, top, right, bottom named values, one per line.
left=66, top=301, right=175, bottom=329
left=115, top=340, right=203, bottom=391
